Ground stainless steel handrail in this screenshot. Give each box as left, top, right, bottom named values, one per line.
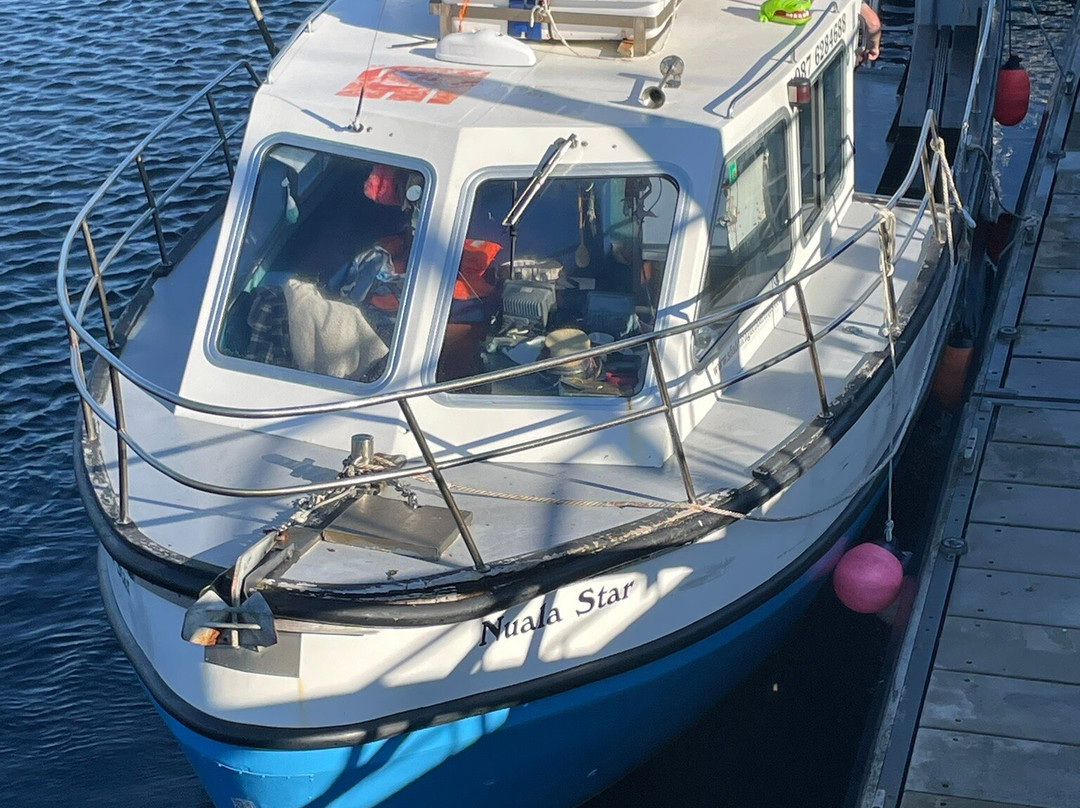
left=57, top=60, right=259, bottom=282
left=59, top=46, right=961, bottom=572
left=91, top=127, right=246, bottom=284
left=61, top=112, right=938, bottom=424
left=63, top=186, right=917, bottom=504
left=61, top=109, right=946, bottom=451
left=57, top=59, right=260, bottom=525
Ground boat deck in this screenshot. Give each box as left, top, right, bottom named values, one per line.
left=855, top=38, right=1080, bottom=808
left=99, top=197, right=930, bottom=583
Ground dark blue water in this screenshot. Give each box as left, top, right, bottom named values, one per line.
left=0, top=4, right=322, bottom=806
left=0, top=2, right=1071, bottom=807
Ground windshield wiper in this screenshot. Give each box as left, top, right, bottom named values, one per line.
left=502, top=133, right=579, bottom=228
left=501, top=133, right=579, bottom=283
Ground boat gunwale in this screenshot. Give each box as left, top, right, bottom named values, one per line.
left=80, top=228, right=950, bottom=628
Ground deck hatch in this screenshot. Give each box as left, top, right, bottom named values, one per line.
left=322, top=496, right=473, bottom=561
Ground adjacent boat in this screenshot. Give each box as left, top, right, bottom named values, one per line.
left=59, top=0, right=1005, bottom=805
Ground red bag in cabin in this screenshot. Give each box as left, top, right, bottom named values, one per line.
left=453, top=239, right=502, bottom=300
left=364, top=164, right=403, bottom=206
left=369, top=292, right=400, bottom=312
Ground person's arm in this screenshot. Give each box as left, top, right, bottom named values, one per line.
left=860, top=2, right=882, bottom=62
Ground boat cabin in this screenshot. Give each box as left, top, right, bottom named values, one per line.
left=174, top=0, right=863, bottom=467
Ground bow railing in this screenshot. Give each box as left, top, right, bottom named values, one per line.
left=59, top=60, right=963, bottom=572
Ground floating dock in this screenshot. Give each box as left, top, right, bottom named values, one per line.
left=854, top=22, right=1080, bottom=808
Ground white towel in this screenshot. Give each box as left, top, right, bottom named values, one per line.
left=283, top=278, right=389, bottom=380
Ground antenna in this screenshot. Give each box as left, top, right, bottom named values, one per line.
left=349, top=0, right=391, bottom=132
left=245, top=0, right=278, bottom=58
left=349, top=87, right=367, bottom=132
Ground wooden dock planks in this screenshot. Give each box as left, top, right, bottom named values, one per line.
left=905, top=730, right=1080, bottom=808
left=896, top=399, right=1080, bottom=807
left=934, top=616, right=1080, bottom=685
left=920, top=669, right=1080, bottom=746
left=859, top=26, right=1080, bottom=808
left=895, top=68, right=1080, bottom=808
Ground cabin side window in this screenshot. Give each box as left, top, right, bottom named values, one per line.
left=217, top=146, right=425, bottom=384
left=798, top=52, right=847, bottom=232
left=694, top=118, right=793, bottom=363
left=436, top=175, right=678, bottom=397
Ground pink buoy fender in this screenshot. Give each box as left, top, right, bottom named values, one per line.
left=994, top=54, right=1030, bottom=126
left=833, top=542, right=903, bottom=614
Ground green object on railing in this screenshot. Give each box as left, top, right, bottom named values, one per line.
left=758, top=0, right=812, bottom=25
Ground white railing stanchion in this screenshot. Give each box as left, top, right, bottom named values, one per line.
left=647, top=341, right=697, bottom=504
left=794, top=282, right=831, bottom=420
left=398, top=399, right=488, bottom=572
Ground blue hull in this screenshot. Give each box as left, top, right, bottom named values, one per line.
left=158, top=507, right=872, bottom=808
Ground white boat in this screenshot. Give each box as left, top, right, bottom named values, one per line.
left=59, top=0, right=1004, bottom=804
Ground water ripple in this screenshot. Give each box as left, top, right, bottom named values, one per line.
left=0, top=3, right=322, bottom=806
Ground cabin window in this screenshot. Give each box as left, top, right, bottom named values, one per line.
left=436, top=174, right=678, bottom=397
left=217, top=145, right=425, bottom=383
left=798, top=52, right=847, bottom=232
left=694, top=118, right=792, bottom=363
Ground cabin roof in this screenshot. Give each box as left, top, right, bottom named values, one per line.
left=261, top=0, right=850, bottom=139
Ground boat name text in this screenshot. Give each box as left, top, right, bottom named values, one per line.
left=479, top=582, right=636, bottom=647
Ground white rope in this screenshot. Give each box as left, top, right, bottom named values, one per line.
left=987, top=213, right=1042, bottom=265
left=408, top=424, right=917, bottom=525
left=932, top=135, right=976, bottom=230
left=532, top=2, right=591, bottom=59
left=933, top=138, right=957, bottom=258
left=878, top=207, right=899, bottom=335
left=883, top=288, right=900, bottom=549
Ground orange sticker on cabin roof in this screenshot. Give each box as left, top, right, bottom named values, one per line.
left=338, top=66, right=488, bottom=105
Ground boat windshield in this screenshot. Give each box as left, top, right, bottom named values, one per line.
left=693, top=119, right=793, bottom=363
left=217, top=145, right=425, bottom=383
left=437, top=174, right=678, bottom=397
